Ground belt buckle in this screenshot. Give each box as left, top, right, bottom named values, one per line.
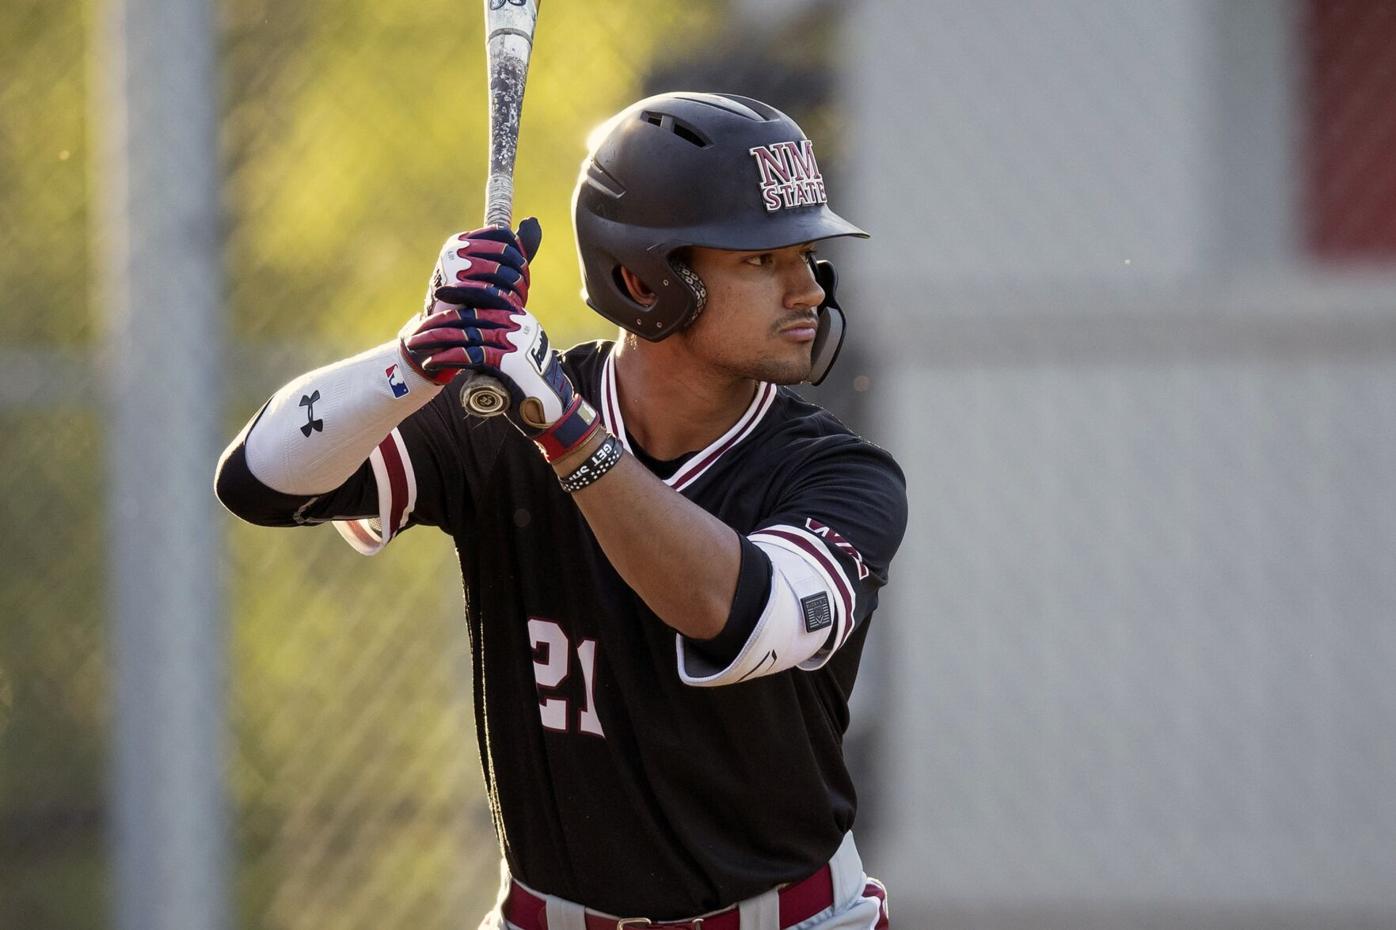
left=617, top=921, right=703, bottom=930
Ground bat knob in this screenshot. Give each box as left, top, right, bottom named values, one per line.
left=462, top=381, right=509, bottom=417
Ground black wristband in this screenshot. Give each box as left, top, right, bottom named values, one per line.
left=558, top=434, right=624, bottom=493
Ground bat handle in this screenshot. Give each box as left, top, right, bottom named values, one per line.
left=459, top=373, right=510, bottom=417
left=484, top=173, right=514, bottom=229
left=461, top=178, right=515, bottom=418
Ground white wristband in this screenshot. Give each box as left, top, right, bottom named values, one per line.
left=244, top=340, right=438, bottom=495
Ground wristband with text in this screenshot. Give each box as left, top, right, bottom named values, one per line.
left=558, top=434, right=624, bottom=493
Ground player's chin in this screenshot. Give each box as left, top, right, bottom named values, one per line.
left=748, top=349, right=813, bottom=386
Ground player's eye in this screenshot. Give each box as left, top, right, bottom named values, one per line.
left=743, top=253, right=775, bottom=267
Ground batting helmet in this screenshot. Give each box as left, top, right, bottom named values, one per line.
left=572, top=92, right=867, bottom=383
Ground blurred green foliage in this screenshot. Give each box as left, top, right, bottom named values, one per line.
left=222, top=0, right=720, bottom=351
left=0, top=0, right=90, bottom=345
left=0, top=412, right=108, bottom=930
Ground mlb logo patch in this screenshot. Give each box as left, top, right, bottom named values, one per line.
left=385, top=364, right=410, bottom=398
left=800, top=592, right=833, bottom=633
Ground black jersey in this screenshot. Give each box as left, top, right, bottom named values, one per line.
left=288, top=340, right=907, bottom=918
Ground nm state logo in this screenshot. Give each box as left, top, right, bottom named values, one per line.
left=749, top=139, right=828, bottom=213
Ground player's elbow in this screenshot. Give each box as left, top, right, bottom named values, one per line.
left=214, top=439, right=262, bottom=524
left=213, top=437, right=306, bottom=528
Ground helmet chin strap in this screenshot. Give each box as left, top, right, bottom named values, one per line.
left=808, top=304, right=845, bottom=386
left=805, top=258, right=846, bottom=386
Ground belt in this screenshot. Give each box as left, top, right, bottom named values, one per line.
left=502, top=863, right=835, bottom=930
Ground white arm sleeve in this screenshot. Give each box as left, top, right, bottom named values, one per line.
left=676, top=539, right=840, bottom=687
left=244, top=340, right=439, bottom=495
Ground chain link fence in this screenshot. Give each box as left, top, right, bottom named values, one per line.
left=5, top=1, right=1396, bottom=929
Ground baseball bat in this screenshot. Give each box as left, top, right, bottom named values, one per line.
left=459, top=0, right=543, bottom=418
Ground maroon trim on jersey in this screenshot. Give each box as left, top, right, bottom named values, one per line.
left=862, top=877, right=890, bottom=929
left=333, top=428, right=417, bottom=556
left=601, top=351, right=624, bottom=445
left=378, top=431, right=410, bottom=537
left=598, top=347, right=778, bottom=493
left=342, top=517, right=377, bottom=548
left=667, top=383, right=776, bottom=492
left=758, top=527, right=855, bottom=651
left=502, top=861, right=836, bottom=930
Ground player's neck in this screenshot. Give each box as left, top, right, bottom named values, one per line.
left=612, top=335, right=757, bottom=461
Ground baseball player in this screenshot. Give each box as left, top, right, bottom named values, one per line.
left=216, top=92, right=907, bottom=929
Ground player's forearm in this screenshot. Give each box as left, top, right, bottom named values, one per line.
left=561, top=441, right=740, bottom=640
left=235, top=340, right=438, bottom=495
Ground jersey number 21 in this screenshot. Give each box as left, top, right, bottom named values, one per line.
left=528, top=618, right=604, bottom=738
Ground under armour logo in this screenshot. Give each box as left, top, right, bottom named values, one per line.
left=299, top=391, right=323, bottom=437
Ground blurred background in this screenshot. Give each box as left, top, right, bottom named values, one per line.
left=2, top=0, right=1394, bottom=928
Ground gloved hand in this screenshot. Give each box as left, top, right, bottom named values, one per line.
left=399, top=219, right=600, bottom=463
left=419, top=218, right=542, bottom=317
left=400, top=219, right=541, bottom=385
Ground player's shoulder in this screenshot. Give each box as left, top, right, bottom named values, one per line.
left=560, top=338, right=611, bottom=374
left=762, top=386, right=904, bottom=482
left=746, top=387, right=908, bottom=564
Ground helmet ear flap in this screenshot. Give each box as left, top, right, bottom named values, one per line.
left=671, top=258, right=707, bottom=329
left=807, top=259, right=846, bottom=386
left=610, top=252, right=705, bottom=340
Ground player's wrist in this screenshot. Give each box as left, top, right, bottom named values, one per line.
left=549, top=424, right=610, bottom=476
left=555, top=432, right=624, bottom=493
left=396, top=338, right=453, bottom=387
left=531, top=393, right=600, bottom=463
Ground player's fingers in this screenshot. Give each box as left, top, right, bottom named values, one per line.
left=450, top=237, right=528, bottom=274
left=433, top=288, right=525, bottom=317
left=413, top=306, right=471, bottom=331
left=459, top=225, right=516, bottom=247
left=464, top=264, right=528, bottom=301
left=405, top=322, right=514, bottom=351
left=434, top=285, right=520, bottom=313
left=415, top=303, right=514, bottom=332
left=448, top=258, right=529, bottom=298
left=420, top=345, right=505, bottom=371
left=456, top=221, right=540, bottom=264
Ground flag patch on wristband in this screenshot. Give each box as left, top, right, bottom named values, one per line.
left=385, top=364, right=410, bottom=398
left=800, top=592, right=833, bottom=633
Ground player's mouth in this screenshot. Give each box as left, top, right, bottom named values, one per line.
left=777, top=315, right=819, bottom=343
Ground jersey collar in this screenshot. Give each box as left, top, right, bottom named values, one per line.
left=599, top=344, right=778, bottom=493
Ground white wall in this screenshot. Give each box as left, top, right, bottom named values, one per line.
left=845, top=2, right=1396, bottom=925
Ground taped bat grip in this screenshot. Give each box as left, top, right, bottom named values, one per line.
left=484, top=174, right=515, bottom=229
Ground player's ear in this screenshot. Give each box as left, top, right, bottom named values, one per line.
left=618, top=265, right=658, bottom=307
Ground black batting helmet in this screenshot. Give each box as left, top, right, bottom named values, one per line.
left=572, top=92, right=867, bottom=371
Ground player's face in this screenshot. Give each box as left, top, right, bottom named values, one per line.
left=678, top=243, right=826, bottom=385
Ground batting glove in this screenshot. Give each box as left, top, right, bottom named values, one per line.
left=400, top=219, right=541, bottom=384
left=399, top=219, right=600, bottom=463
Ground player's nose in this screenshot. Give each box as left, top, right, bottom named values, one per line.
left=784, top=257, right=825, bottom=310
